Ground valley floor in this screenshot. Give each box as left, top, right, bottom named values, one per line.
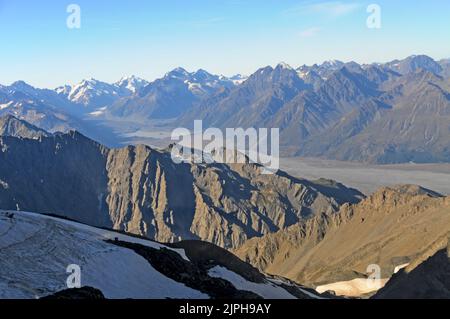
left=281, top=157, right=450, bottom=196
left=85, top=118, right=450, bottom=197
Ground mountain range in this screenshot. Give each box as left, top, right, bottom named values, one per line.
left=1, top=115, right=450, bottom=298
left=0, top=116, right=362, bottom=249
left=181, top=55, right=450, bottom=163
left=0, top=55, right=449, bottom=164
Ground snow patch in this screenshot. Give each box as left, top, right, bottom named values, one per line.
left=208, top=266, right=296, bottom=299
left=315, top=278, right=389, bottom=297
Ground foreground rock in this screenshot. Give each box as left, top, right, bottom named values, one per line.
left=42, top=287, right=105, bottom=300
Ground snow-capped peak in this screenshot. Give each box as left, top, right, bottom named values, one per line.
left=115, top=75, right=149, bottom=93
left=8, top=81, right=37, bottom=95
left=166, top=67, right=190, bottom=79
left=228, top=74, right=248, bottom=85
left=277, top=62, right=294, bottom=70
left=321, top=60, right=344, bottom=68
left=55, top=85, right=72, bottom=96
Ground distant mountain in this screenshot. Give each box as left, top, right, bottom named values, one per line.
left=384, top=55, right=443, bottom=75
left=297, top=60, right=345, bottom=80
left=296, top=69, right=323, bottom=91
left=235, top=185, right=450, bottom=296
left=177, top=55, right=450, bottom=164
left=180, top=63, right=308, bottom=128
left=0, top=86, right=85, bottom=133
left=7, top=80, right=74, bottom=112
left=181, top=63, right=382, bottom=153
left=0, top=210, right=321, bottom=299
left=0, top=128, right=362, bottom=249
left=0, top=114, right=49, bottom=139
left=56, top=78, right=129, bottom=110
left=0, top=80, right=126, bottom=146
left=299, top=69, right=450, bottom=163
left=3, top=55, right=450, bottom=164
left=109, top=68, right=238, bottom=119
left=229, top=74, right=248, bottom=85
left=115, top=75, right=149, bottom=94
left=440, top=58, right=450, bottom=78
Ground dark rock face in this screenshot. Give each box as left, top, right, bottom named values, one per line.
left=0, top=131, right=362, bottom=249
left=0, top=132, right=111, bottom=228
left=42, top=287, right=105, bottom=299
left=169, top=240, right=266, bottom=283
left=109, top=240, right=262, bottom=299
left=0, top=115, right=49, bottom=139
left=373, top=249, right=450, bottom=299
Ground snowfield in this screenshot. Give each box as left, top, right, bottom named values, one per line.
left=0, top=210, right=311, bottom=299
left=0, top=210, right=205, bottom=299
left=208, top=266, right=297, bottom=299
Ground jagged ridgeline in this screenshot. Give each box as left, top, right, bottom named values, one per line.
left=235, top=185, right=450, bottom=292
left=1, top=55, right=449, bottom=164
left=0, top=118, right=363, bottom=249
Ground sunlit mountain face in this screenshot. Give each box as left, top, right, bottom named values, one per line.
left=1, top=0, right=450, bottom=305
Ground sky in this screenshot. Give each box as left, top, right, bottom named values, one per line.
left=1, top=0, right=449, bottom=88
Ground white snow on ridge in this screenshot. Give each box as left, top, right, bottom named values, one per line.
left=0, top=210, right=317, bottom=300
left=277, top=62, right=293, bottom=70
left=14, top=211, right=191, bottom=261
left=0, top=210, right=203, bottom=299
left=394, top=263, right=409, bottom=274
left=208, top=266, right=297, bottom=299
left=0, top=101, right=13, bottom=110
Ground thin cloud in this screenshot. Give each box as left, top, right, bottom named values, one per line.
left=284, top=1, right=362, bottom=17
left=299, top=27, right=321, bottom=37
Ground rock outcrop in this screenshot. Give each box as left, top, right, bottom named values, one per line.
left=373, top=234, right=450, bottom=299
left=0, top=115, right=49, bottom=139
left=0, top=131, right=362, bottom=249
left=234, top=185, right=450, bottom=286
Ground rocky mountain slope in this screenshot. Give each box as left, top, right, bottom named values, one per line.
left=0, top=83, right=83, bottom=134
left=0, top=210, right=321, bottom=299
left=234, top=185, right=450, bottom=290
left=55, top=77, right=150, bottom=111
left=109, top=68, right=238, bottom=120
left=0, top=115, right=49, bottom=139
left=373, top=238, right=450, bottom=299
left=0, top=129, right=362, bottom=249
left=3, top=55, right=449, bottom=164
left=0, top=84, right=120, bottom=147
left=178, top=55, right=450, bottom=163
left=300, top=69, right=450, bottom=163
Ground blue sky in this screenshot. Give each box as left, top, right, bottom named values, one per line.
left=1, top=0, right=449, bottom=88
